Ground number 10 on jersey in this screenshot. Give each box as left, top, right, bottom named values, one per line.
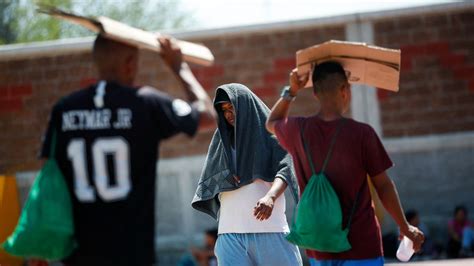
left=67, top=137, right=131, bottom=202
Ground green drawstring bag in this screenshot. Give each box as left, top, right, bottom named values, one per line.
left=286, top=120, right=359, bottom=253
left=2, top=131, right=76, bottom=260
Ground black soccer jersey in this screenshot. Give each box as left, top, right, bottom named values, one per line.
left=40, top=81, right=199, bottom=266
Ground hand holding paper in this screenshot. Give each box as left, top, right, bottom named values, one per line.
left=158, top=36, right=183, bottom=74
left=289, top=68, right=309, bottom=95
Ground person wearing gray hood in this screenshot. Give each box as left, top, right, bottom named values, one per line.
left=192, top=83, right=302, bottom=266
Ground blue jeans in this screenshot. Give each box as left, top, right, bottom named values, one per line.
left=463, top=227, right=474, bottom=249
left=215, top=233, right=302, bottom=266
left=309, top=256, right=384, bottom=266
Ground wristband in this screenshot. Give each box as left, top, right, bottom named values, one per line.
left=280, top=86, right=296, bottom=102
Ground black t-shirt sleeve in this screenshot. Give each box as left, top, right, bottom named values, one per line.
left=138, top=87, right=200, bottom=139
left=40, top=102, right=62, bottom=159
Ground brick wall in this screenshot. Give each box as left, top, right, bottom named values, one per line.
left=158, top=26, right=345, bottom=160
left=0, top=54, right=96, bottom=173
left=1, top=5, right=474, bottom=174
left=374, top=9, right=474, bottom=137
left=0, top=25, right=345, bottom=173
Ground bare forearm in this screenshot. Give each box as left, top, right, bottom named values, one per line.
left=158, top=37, right=215, bottom=126
left=265, top=177, right=288, bottom=201
left=174, top=63, right=207, bottom=104
left=254, top=177, right=287, bottom=220
left=266, top=68, right=309, bottom=134
left=374, top=177, right=409, bottom=232
left=266, top=98, right=291, bottom=134
left=372, top=173, right=425, bottom=250
left=173, top=63, right=216, bottom=123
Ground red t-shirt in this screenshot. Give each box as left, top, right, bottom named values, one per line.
left=275, top=116, right=393, bottom=260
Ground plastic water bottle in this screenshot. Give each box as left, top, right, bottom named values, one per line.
left=396, top=236, right=415, bottom=262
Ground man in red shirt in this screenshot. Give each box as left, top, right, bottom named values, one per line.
left=266, top=61, right=424, bottom=265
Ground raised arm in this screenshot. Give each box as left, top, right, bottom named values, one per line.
left=266, top=68, right=308, bottom=134
left=158, top=37, right=217, bottom=128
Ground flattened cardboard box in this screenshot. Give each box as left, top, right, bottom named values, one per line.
left=38, top=6, right=214, bottom=66
left=297, top=40, right=401, bottom=92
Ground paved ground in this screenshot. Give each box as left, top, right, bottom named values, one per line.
left=386, top=258, right=474, bottom=265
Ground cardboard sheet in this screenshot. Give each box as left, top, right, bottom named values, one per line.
left=296, top=40, right=401, bottom=92
left=37, top=6, right=214, bottom=66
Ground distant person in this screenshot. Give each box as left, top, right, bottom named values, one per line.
left=192, top=84, right=302, bottom=266
left=31, top=35, right=216, bottom=266
left=266, top=62, right=425, bottom=266
left=192, top=228, right=219, bottom=266
left=405, top=209, right=436, bottom=258
left=179, top=228, right=218, bottom=266
left=447, top=205, right=474, bottom=258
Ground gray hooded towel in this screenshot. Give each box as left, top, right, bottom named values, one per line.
left=191, top=83, right=299, bottom=219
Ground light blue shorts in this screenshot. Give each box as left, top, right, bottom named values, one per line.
left=309, top=256, right=384, bottom=266
left=215, top=233, right=303, bottom=266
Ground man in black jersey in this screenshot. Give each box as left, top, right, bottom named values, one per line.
left=34, top=35, right=216, bottom=266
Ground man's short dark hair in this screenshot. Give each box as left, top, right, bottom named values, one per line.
left=205, top=228, right=218, bottom=240
left=312, top=61, right=348, bottom=94
left=454, top=205, right=467, bottom=216
left=93, top=35, right=137, bottom=62
left=405, top=209, right=418, bottom=224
